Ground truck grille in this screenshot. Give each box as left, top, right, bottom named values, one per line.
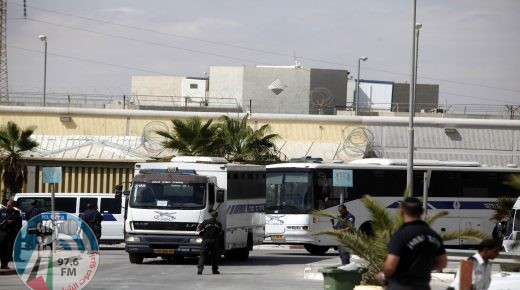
left=133, top=221, right=198, bottom=231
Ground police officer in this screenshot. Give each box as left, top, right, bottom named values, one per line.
left=376, top=197, right=448, bottom=290
left=81, top=203, right=103, bottom=246
left=0, top=200, right=22, bottom=269
left=333, top=204, right=355, bottom=265
left=197, top=210, right=222, bottom=275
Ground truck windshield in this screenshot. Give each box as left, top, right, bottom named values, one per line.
left=130, top=182, right=206, bottom=209
left=266, top=172, right=313, bottom=214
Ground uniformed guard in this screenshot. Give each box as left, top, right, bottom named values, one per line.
left=376, top=197, right=447, bottom=290
left=81, top=203, right=103, bottom=247
left=333, top=204, right=355, bottom=265
left=197, top=210, right=222, bottom=275
left=0, top=200, right=22, bottom=269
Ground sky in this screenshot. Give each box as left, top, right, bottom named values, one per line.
left=6, top=0, right=520, bottom=110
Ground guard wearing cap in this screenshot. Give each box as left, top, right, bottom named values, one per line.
left=197, top=210, right=222, bottom=275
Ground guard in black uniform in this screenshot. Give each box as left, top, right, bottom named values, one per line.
left=333, top=205, right=355, bottom=265
left=376, top=197, right=448, bottom=290
left=0, top=200, right=22, bottom=269
left=81, top=203, right=103, bottom=246
left=197, top=210, right=222, bottom=275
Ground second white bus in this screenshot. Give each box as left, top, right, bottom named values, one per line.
left=264, top=158, right=520, bottom=254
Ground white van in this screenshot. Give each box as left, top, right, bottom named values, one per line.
left=13, top=193, right=125, bottom=244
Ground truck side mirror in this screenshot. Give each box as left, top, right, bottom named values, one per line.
left=216, top=189, right=225, bottom=203
left=123, top=190, right=130, bottom=196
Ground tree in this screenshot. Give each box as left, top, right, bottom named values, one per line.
left=217, top=114, right=280, bottom=163
left=0, top=121, right=39, bottom=200
left=314, top=195, right=489, bottom=285
left=155, top=117, right=223, bottom=156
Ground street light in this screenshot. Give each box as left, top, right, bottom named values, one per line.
left=38, top=34, right=47, bottom=107
left=355, top=56, right=368, bottom=116
left=415, top=23, right=422, bottom=88
left=406, top=0, right=417, bottom=195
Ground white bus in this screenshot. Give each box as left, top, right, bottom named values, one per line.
left=14, top=192, right=125, bottom=244
left=264, top=158, right=520, bottom=254
left=124, top=156, right=265, bottom=264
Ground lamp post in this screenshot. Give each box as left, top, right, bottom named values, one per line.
left=38, top=34, right=47, bottom=107
left=406, top=0, right=417, bottom=195
left=415, top=23, right=422, bottom=90
left=355, top=56, right=368, bottom=116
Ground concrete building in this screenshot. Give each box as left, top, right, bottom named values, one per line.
left=131, top=66, right=349, bottom=115
left=346, top=80, right=439, bottom=113
left=131, top=76, right=209, bottom=109
left=209, top=65, right=349, bottom=115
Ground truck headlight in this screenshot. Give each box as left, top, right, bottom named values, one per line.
left=126, top=236, right=140, bottom=242
left=190, top=237, right=203, bottom=244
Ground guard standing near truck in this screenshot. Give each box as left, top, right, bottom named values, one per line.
left=197, top=210, right=222, bottom=275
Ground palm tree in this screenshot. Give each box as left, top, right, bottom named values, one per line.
left=315, top=195, right=489, bottom=285
left=155, top=117, right=223, bottom=156
left=217, top=114, right=280, bottom=163
left=0, top=121, right=39, bottom=200
left=485, top=196, right=516, bottom=222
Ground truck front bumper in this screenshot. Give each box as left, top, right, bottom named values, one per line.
left=125, top=234, right=202, bottom=257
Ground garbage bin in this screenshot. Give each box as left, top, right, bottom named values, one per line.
left=318, top=265, right=367, bottom=290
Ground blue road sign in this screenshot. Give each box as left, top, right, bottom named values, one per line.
left=42, top=167, right=62, bottom=183
left=333, top=169, right=353, bottom=187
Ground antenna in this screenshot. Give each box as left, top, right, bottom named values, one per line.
left=0, top=0, right=8, bottom=101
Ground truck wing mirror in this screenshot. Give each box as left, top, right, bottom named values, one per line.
left=123, top=190, right=130, bottom=196
left=216, top=190, right=225, bottom=203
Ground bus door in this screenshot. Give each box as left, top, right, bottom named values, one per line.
left=314, top=170, right=341, bottom=246
left=428, top=171, right=462, bottom=246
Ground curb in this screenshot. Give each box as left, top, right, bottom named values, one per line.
left=254, top=244, right=304, bottom=250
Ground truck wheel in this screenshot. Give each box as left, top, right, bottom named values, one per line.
left=129, top=253, right=144, bottom=264
left=236, top=247, right=250, bottom=261
left=304, top=244, right=329, bottom=255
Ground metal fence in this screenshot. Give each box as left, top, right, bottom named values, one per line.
left=1, top=91, right=519, bottom=119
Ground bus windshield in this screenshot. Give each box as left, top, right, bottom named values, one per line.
left=266, top=172, right=313, bottom=214
left=130, top=182, right=206, bottom=209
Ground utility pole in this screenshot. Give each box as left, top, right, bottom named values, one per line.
left=0, top=0, right=8, bottom=102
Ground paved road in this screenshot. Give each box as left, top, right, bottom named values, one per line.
left=0, top=248, right=328, bottom=290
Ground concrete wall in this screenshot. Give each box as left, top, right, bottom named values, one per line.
left=131, top=76, right=185, bottom=106
left=2, top=106, right=520, bottom=166
left=309, top=69, right=349, bottom=115
left=242, top=66, right=310, bottom=114
left=392, top=83, right=439, bottom=112
left=208, top=66, right=244, bottom=107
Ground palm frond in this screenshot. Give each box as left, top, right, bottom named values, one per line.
left=423, top=211, right=449, bottom=225
left=485, top=196, right=516, bottom=221
left=441, top=229, right=490, bottom=242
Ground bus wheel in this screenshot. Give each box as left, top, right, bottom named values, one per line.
left=129, top=253, right=144, bottom=264
left=224, top=248, right=249, bottom=261
left=304, top=244, right=329, bottom=255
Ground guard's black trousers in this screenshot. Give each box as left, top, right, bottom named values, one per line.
left=197, top=238, right=219, bottom=272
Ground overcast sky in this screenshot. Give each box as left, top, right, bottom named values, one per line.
left=6, top=0, right=520, bottom=108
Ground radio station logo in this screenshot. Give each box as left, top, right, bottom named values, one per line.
left=13, top=212, right=100, bottom=290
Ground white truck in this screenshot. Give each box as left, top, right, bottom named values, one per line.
left=124, top=156, right=266, bottom=264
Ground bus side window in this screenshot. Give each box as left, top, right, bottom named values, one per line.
left=55, top=197, right=77, bottom=213
left=80, top=197, right=98, bottom=213
left=101, top=198, right=121, bottom=214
